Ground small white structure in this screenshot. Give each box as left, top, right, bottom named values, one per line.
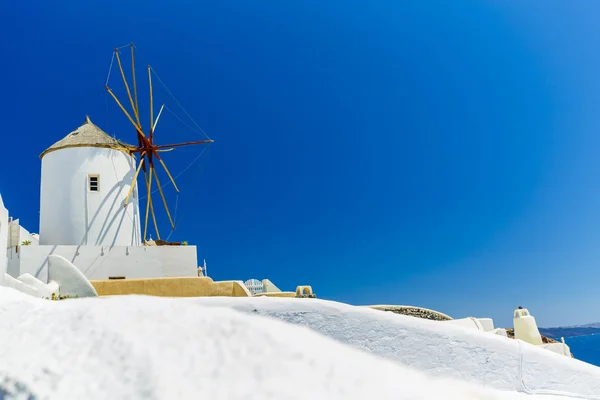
left=244, top=278, right=264, bottom=295
left=475, top=318, right=494, bottom=332
left=443, top=310, right=570, bottom=358
left=262, top=279, right=281, bottom=293
left=2, top=256, right=100, bottom=299
left=445, top=317, right=484, bottom=331
left=3, top=273, right=58, bottom=298
left=445, top=317, right=493, bottom=332
left=513, top=306, right=543, bottom=346
left=444, top=317, right=510, bottom=339
left=39, top=116, right=141, bottom=247
left=513, top=307, right=572, bottom=357
left=540, top=339, right=572, bottom=357
left=47, top=255, right=98, bottom=297
left=243, top=278, right=282, bottom=294
left=296, top=285, right=315, bottom=297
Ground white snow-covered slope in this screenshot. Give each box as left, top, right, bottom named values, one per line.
left=187, top=296, right=600, bottom=397
left=0, top=287, right=578, bottom=400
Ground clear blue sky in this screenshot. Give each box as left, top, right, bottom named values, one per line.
left=1, top=1, right=599, bottom=327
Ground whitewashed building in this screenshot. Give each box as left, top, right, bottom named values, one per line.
left=39, top=115, right=141, bottom=247
left=5, top=116, right=199, bottom=282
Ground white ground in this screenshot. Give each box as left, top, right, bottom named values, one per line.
left=0, top=288, right=597, bottom=400
left=184, top=296, right=600, bottom=397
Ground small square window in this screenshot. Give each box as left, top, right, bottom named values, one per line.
left=89, top=175, right=100, bottom=192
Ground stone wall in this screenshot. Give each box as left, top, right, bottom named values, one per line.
left=91, top=276, right=252, bottom=297
left=367, top=305, right=453, bottom=321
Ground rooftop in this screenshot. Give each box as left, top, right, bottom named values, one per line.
left=40, top=116, right=134, bottom=159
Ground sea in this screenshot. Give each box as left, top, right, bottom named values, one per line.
left=564, top=334, right=600, bottom=367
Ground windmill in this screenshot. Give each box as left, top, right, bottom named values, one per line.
left=105, top=43, right=213, bottom=243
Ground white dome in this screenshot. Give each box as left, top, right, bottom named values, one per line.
left=39, top=116, right=141, bottom=246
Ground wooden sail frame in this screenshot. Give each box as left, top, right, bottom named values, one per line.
left=105, top=43, right=213, bottom=243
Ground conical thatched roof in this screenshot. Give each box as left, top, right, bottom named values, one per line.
left=40, top=116, right=134, bottom=159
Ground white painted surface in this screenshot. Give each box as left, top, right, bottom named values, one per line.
left=539, top=343, right=571, bottom=357
left=13, top=245, right=197, bottom=281
left=19, top=225, right=37, bottom=246
left=262, top=279, right=282, bottom=293
left=17, top=273, right=51, bottom=291
left=7, top=248, right=19, bottom=277
left=492, top=328, right=508, bottom=337
left=514, top=308, right=543, bottom=346
left=190, top=297, right=600, bottom=397
left=47, top=255, right=98, bottom=297
left=477, top=318, right=495, bottom=331
left=24, top=228, right=39, bottom=245
left=39, top=146, right=141, bottom=247
left=3, top=273, right=57, bottom=298
left=445, top=317, right=485, bottom=331
left=0, top=195, right=8, bottom=284
left=8, top=219, right=38, bottom=248
left=0, top=287, right=580, bottom=400
left=8, top=220, right=19, bottom=248
left=244, top=278, right=264, bottom=294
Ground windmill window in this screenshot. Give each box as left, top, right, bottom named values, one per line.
left=88, top=175, right=100, bottom=192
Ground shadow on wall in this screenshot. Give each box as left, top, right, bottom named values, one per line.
left=94, top=160, right=136, bottom=247
left=34, top=245, right=58, bottom=279
left=81, top=174, right=128, bottom=248
left=41, top=152, right=138, bottom=250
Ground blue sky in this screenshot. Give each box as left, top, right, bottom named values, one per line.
left=1, top=1, right=599, bottom=327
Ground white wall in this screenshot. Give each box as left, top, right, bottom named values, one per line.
left=5, top=219, right=38, bottom=277
left=539, top=342, right=572, bottom=357
left=39, top=147, right=141, bottom=247
left=12, top=245, right=198, bottom=282
left=476, top=318, right=495, bottom=332
left=0, top=194, right=8, bottom=284
left=444, top=317, right=485, bottom=331
left=7, top=248, right=19, bottom=277
left=3, top=273, right=58, bottom=298
left=19, top=225, right=37, bottom=245
left=8, top=219, right=38, bottom=248
left=262, top=279, right=282, bottom=293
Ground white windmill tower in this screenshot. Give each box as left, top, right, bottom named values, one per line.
left=38, top=116, right=142, bottom=247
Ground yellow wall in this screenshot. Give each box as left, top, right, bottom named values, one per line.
left=91, top=276, right=252, bottom=297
